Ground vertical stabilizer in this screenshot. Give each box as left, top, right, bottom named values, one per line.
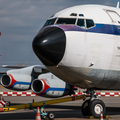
left=117, top=2, right=119, bottom=8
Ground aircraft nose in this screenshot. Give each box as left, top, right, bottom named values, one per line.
left=32, top=27, right=66, bottom=66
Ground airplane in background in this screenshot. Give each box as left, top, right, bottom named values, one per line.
left=31, top=2, right=120, bottom=118
left=0, top=65, right=76, bottom=97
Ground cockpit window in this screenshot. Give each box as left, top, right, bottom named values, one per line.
left=70, top=13, right=77, bottom=16
left=86, top=19, right=94, bottom=28
left=56, top=18, right=76, bottom=25
left=43, top=18, right=56, bottom=27
left=77, top=19, right=85, bottom=28
left=79, top=14, right=84, bottom=17
left=77, top=19, right=95, bottom=29
left=43, top=17, right=95, bottom=29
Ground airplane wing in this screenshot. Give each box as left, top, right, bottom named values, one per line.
left=1, top=65, right=47, bottom=69
left=0, top=65, right=77, bottom=97
left=0, top=65, right=28, bottom=69
left=0, top=65, right=49, bottom=77
left=0, top=63, right=28, bottom=69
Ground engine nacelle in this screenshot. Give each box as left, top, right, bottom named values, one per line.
left=31, top=73, right=75, bottom=97
left=1, top=66, right=36, bottom=90
left=1, top=74, right=31, bottom=90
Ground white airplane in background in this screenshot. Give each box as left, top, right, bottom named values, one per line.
left=1, top=65, right=76, bottom=98
left=32, top=2, right=120, bottom=118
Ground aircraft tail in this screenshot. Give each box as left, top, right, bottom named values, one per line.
left=117, top=2, right=119, bottom=8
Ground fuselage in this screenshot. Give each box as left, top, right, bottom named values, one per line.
left=33, top=4, right=120, bottom=90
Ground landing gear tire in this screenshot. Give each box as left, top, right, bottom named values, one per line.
left=81, top=99, right=91, bottom=116
left=47, top=112, right=55, bottom=120
left=89, top=99, right=106, bottom=118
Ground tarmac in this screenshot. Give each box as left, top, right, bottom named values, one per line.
left=0, top=87, right=120, bottom=120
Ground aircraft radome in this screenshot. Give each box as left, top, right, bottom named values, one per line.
left=32, top=3, right=120, bottom=118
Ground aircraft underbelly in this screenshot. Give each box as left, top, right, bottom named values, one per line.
left=47, top=66, right=120, bottom=90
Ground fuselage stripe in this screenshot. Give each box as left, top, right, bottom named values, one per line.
left=43, top=88, right=70, bottom=95
left=53, top=24, right=120, bottom=36
left=11, top=82, right=31, bottom=88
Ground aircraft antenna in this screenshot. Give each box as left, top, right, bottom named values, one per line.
left=117, top=1, right=119, bottom=8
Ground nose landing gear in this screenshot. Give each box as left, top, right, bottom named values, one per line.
left=81, top=89, right=106, bottom=118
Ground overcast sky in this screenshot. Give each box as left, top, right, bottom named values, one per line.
left=0, top=0, right=119, bottom=71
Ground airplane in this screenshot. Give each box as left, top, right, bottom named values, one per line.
left=32, top=2, right=120, bottom=118
left=0, top=65, right=76, bottom=97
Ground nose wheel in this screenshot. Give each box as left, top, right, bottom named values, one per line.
left=89, top=99, right=106, bottom=118
left=81, top=89, right=106, bottom=118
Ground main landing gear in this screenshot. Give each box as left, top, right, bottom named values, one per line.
left=81, top=89, right=106, bottom=118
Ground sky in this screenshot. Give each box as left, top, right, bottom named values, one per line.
left=0, top=0, right=119, bottom=71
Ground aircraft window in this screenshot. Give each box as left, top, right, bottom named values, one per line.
left=70, top=13, right=77, bottom=16
left=79, top=14, right=84, bottom=17
left=77, top=19, right=85, bottom=28
left=43, top=18, right=57, bottom=27
left=86, top=19, right=94, bottom=28
left=56, top=18, right=76, bottom=25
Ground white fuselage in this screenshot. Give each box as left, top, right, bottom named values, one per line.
left=33, top=5, right=120, bottom=90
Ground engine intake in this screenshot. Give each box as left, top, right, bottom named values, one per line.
left=0, top=66, right=40, bottom=90
left=1, top=74, right=12, bottom=87
left=31, top=73, right=77, bottom=97
left=31, top=79, right=44, bottom=94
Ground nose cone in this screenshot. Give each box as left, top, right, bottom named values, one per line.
left=32, top=27, right=66, bottom=66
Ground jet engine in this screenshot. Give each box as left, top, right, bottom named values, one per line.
left=31, top=73, right=76, bottom=97
left=0, top=65, right=44, bottom=90
left=1, top=65, right=76, bottom=97
left=1, top=73, right=31, bottom=90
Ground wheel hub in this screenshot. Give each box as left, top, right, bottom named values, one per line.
left=50, top=113, right=54, bottom=118
left=94, top=104, right=102, bottom=114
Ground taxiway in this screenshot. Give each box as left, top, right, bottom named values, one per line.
left=0, top=88, right=120, bottom=120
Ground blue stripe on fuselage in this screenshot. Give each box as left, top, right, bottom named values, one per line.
left=53, top=24, right=120, bottom=36
left=11, top=82, right=69, bottom=95
left=42, top=88, right=70, bottom=95
left=11, top=82, right=30, bottom=88
left=44, top=88, right=65, bottom=95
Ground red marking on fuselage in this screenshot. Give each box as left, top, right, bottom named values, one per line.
left=7, top=74, right=17, bottom=88
left=39, top=79, right=50, bottom=95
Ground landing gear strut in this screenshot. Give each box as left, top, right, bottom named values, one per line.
left=81, top=89, right=106, bottom=118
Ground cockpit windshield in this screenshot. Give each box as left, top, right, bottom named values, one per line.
left=43, top=18, right=57, bottom=27
left=56, top=18, right=76, bottom=25
left=43, top=17, right=95, bottom=29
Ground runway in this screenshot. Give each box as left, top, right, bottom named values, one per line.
left=0, top=87, right=120, bottom=120
left=0, top=96, right=120, bottom=120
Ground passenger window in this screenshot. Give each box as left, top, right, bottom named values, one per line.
left=56, top=18, right=76, bottom=25
left=77, top=19, right=85, bottom=28
left=86, top=19, right=94, bottom=28
left=43, top=18, right=56, bottom=27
